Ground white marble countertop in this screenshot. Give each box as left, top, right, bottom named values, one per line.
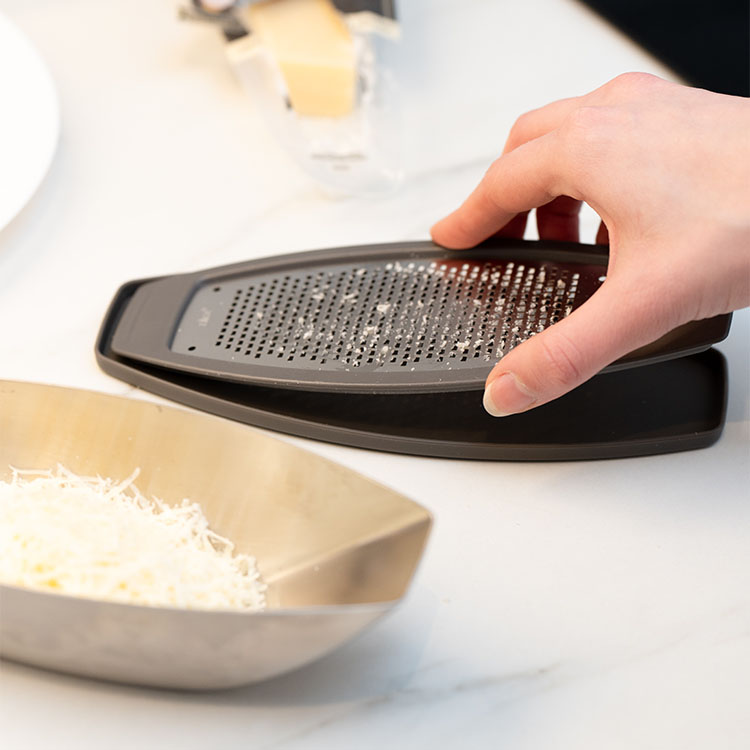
left=1, top=1, right=749, bottom=748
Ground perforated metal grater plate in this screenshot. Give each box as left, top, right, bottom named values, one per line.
left=107, top=240, right=731, bottom=394
left=172, top=258, right=599, bottom=372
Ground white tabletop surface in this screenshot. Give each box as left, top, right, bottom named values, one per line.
left=1, top=1, right=749, bottom=748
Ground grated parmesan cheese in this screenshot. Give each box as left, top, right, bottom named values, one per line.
left=0, top=466, right=266, bottom=611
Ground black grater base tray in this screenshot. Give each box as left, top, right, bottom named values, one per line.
left=96, top=279, right=728, bottom=461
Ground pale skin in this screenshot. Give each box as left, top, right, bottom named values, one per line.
left=431, top=73, right=750, bottom=417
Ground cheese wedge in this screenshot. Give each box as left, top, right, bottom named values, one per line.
left=247, top=0, right=356, bottom=117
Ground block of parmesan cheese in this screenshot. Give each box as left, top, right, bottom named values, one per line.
left=247, top=0, right=356, bottom=117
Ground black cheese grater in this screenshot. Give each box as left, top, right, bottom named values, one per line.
left=96, top=239, right=731, bottom=460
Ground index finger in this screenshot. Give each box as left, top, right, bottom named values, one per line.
left=431, top=130, right=575, bottom=249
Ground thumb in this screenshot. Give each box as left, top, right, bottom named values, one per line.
left=482, top=276, right=675, bottom=416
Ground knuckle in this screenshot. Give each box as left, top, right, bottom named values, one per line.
left=563, top=105, right=611, bottom=140
left=479, top=165, right=502, bottom=209
left=557, top=105, right=623, bottom=183
left=603, top=71, right=663, bottom=96
left=536, top=330, right=585, bottom=388
left=506, top=110, right=538, bottom=151
left=452, top=210, right=483, bottom=243
left=482, top=158, right=517, bottom=211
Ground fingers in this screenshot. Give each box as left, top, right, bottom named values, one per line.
left=491, top=211, right=530, bottom=239
left=536, top=196, right=582, bottom=242
left=432, top=97, right=586, bottom=249
left=596, top=220, right=610, bottom=245
left=431, top=96, right=593, bottom=248
left=482, top=275, right=676, bottom=416
left=501, top=96, right=582, bottom=154
left=431, top=132, right=575, bottom=249
left=432, top=76, right=671, bottom=252
left=432, top=97, right=579, bottom=248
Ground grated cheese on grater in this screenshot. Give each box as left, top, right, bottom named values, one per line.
left=0, top=466, right=266, bottom=611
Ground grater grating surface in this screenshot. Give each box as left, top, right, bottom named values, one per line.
left=171, top=257, right=602, bottom=373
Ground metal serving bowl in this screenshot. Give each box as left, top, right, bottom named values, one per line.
left=0, top=380, right=431, bottom=690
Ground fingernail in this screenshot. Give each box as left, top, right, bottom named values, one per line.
left=483, top=373, right=535, bottom=417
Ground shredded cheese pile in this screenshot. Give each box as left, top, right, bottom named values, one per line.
left=0, top=466, right=266, bottom=611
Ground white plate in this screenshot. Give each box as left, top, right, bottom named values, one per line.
left=0, top=12, right=59, bottom=232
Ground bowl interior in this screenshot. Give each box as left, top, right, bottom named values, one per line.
left=0, top=380, right=431, bottom=609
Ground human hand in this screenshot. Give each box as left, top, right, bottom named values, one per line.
left=431, top=73, right=750, bottom=417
